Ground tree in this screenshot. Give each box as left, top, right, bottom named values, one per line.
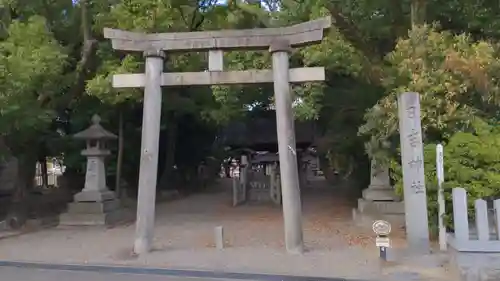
left=359, top=25, right=500, bottom=161
left=87, top=0, right=230, bottom=192
left=0, top=16, right=67, bottom=198
left=0, top=0, right=102, bottom=222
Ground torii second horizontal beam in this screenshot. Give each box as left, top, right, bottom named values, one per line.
left=112, top=67, right=325, bottom=88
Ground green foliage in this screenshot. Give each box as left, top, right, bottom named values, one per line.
left=5, top=0, right=500, bottom=205
left=86, top=53, right=143, bottom=104
left=444, top=121, right=500, bottom=199
left=359, top=25, right=500, bottom=161
left=0, top=16, right=67, bottom=136
left=357, top=23, right=500, bottom=231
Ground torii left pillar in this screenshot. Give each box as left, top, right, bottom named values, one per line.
left=134, top=50, right=165, bottom=254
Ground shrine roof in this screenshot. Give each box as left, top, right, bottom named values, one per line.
left=218, top=110, right=317, bottom=151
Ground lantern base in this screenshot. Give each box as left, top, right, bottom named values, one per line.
left=59, top=199, right=132, bottom=227
left=74, top=189, right=116, bottom=202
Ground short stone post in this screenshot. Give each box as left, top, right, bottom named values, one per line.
left=270, top=39, right=304, bottom=254
left=448, top=188, right=500, bottom=253
left=495, top=199, right=500, bottom=240
left=134, top=50, right=165, bottom=255
left=214, top=226, right=224, bottom=249
left=397, top=92, right=430, bottom=253
left=60, top=115, right=122, bottom=226
left=475, top=199, right=489, bottom=241
left=452, top=188, right=469, bottom=242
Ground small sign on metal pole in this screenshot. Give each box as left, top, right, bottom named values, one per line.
left=373, top=220, right=392, bottom=260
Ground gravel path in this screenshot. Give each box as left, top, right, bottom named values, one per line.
left=0, top=179, right=453, bottom=280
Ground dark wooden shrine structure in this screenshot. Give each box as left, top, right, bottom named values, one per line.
left=218, top=110, right=318, bottom=152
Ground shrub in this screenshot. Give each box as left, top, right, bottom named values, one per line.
left=390, top=120, right=500, bottom=234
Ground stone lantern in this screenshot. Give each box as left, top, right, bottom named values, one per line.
left=60, top=114, right=123, bottom=226
left=354, top=159, right=405, bottom=227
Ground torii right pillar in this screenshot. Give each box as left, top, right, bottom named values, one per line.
left=270, top=39, right=304, bottom=254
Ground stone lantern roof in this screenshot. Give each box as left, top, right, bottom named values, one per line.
left=73, top=114, right=118, bottom=140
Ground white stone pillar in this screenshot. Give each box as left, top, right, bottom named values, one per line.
left=270, top=39, right=304, bottom=254
left=452, top=188, right=469, bottom=242
left=134, top=50, right=165, bottom=254
left=397, top=92, right=430, bottom=253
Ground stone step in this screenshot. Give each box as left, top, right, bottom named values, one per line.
left=67, top=200, right=120, bottom=214
left=59, top=209, right=129, bottom=226
left=352, top=208, right=406, bottom=232
left=358, top=198, right=405, bottom=214
left=362, top=188, right=400, bottom=201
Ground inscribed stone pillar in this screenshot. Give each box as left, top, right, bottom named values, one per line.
left=270, top=39, right=304, bottom=254
left=397, top=92, right=430, bottom=253
left=134, top=50, right=165, bottom=255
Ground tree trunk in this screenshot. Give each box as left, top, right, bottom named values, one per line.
left=158, top=116, right=178, bottom=189
left=12, top=153, right=37, bottom=202
left=115, top=109, right=124, bottom=197
left=56, top=0, right=97, bottom=111
left=6, top=151, right=37, bottom=229
left=411, top=0, right=426, bottom=27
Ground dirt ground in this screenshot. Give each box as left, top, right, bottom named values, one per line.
left=0, top=179, right=453, bottom=280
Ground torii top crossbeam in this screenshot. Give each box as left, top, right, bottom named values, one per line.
left=103, top=17, right=331, bottom=52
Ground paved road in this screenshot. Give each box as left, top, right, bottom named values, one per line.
left=0, top=263, right=359, bottom=281
left=0, top=267, right=243, bottom=281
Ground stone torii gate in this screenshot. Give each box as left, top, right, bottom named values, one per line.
left=103, top=17, right=331, bottom=255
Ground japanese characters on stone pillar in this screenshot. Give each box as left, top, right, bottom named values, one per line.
left=103, top=17, right=331, bottom=255
left=397, top=92, right=430, bottom=253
